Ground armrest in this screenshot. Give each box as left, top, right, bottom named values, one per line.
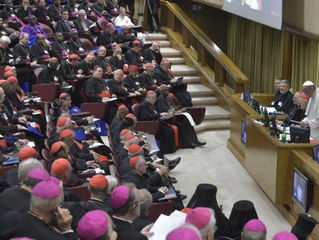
left=80, top=102, right=110, bottom=120
left=32, top=83, right=60, bottom=102
left=134, top=121, right=160, bottom=135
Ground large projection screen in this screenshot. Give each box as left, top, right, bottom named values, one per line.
left=222, top=0, right=282, bottom=30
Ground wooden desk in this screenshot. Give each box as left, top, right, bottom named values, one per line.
left=245, top=116, right=313, bottom=204
left=227, top=94, right=273, bottom=164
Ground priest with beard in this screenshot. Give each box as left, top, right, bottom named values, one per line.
left=136, top=90, right=176, bottom=154
left=155, top=85, right=206, bottom=148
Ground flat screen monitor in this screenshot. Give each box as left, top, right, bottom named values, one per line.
left=312, top=145, right=319, bottom=163
left=290, top=126, right=310, bottom=143
left=241, top=119, right=247, bottom=144
left=292, top=168, right=313, bottom=212
left=222, top=0, right=283, bottom=30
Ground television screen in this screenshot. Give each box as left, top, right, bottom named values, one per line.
left=292, top=168, right=312, bottom=212
left=313, top=145, right=319, bottom=163
left=241, top=119, right=247, bottom=144
left=222, top=0, right=283, bottom=30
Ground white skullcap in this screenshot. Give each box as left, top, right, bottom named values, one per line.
left=303, top=81, right=315, bottom=87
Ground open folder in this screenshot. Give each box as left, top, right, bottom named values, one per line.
left=148, top=211, right=186, bottom=240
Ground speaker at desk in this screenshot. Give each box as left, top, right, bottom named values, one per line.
left=289, top=126, right=310, bottom=143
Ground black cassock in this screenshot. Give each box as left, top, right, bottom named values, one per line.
left=66, top=38, right=84, bottom=54
left=136, top=100, right=176, bottom=154
left=122, top=169, right=165, bottom=201
left=137, top=72, right=157, bottom=91
left=123, top=75, right=139, bottom=92
left=133, top=214, right=153, bottom=231
left=155, top=95, right=198, bottom=148
left=154, top=67, right=192, bottom=107
left=142, top=48, right=162, bottom=65
left=0, top=211, right=77, bottom=240
left=109, top=55, right=124, bottom=71
left=39, top=65, right=63, bottom=83
left=78, top=59, right=94, bottom=76
left=124, top=49, right=143, bottom=66
left=0, top=187, right=30, bottom=216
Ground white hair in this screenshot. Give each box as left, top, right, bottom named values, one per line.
left=139, top=189, right=152, bottom=214
left=78, top=9, right=86, bottom=15
left=198, top=208, right=216, bottom=238
left=242, top=229, right=267, bottom=240
left=135, top=156, right=146, bottom=168
left=19, top=32, right=29, bottom=40
left=106, top=175, right=119, bottom=192
left=18, top=158, right=43, bottom=183
left=0, top=36, right=10, bottom=44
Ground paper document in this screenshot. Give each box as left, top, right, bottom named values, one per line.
left=158, top=189, right=177, bottom=201
left=102, top=97, right=118, bottom=102
left=175, top=112, right=195, bottom=126
left=265, top=107, right=277, bottom=114
left=145, top=133, right=159, bottom=154
left=88, top=141, right=104, bottom=149
left=148, top=212, right=186, bottom=240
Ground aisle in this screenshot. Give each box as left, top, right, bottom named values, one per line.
left=166, top=130, right=291, bottom=238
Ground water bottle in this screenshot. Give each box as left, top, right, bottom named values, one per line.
left=281, top=127, right=286, bottom=143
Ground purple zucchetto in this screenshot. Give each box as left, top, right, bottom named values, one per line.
left=185, top=207, right=212, bottom=230
left=166, top=226, right=201, bottom=240
left=272, top=231, right=298, bottom=240
left=32, top=180, right=61, bottom=199
left=77, top=210, right=108, bottom=240
left=111, top=185, right=130, bottom=209
left=27, top=168, right=50, bottom=181
left=244, top=219, right=266, bottom=232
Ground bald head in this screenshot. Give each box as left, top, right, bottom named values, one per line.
left=114, top=69, right=124, bottom=82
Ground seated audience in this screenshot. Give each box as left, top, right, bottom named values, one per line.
left=242, top=219, right=267, bottom=240
left=166, top=224, right=202, bottom=240
left=138, top=63, right=157, bottom=91
left=111, top=184, right=152, bottom=240
left=51, top=32, right=69, bottom=59
left=78, top=53, right=95, bottom=76
left=133, top=189, right=153, bottom=231
left=0, top=0, right=15, bottom=21
left=0, top=179, right=76, bottom=239
left=143, top=41, right=162, bottom=65
left=34, top=0, right=50, bottom=22
left=77, top=210, right=116, bottom=240
left=93, top=46, right=111, bottom=73
left=16, top=0, right=34, bottom=21
left=136, top=90, right=176, bottom=153
left=48, top=0, right=62, bottom=21
left=30, top=34, right=53, bottom=61
left=154, top=58, right=192, bottom=107
left=185, top=207, right=216, bottom=240
left=114, top=7, right=134, bottom=28
left=39, top=57, right=63, bottom=83
left=123, top=65, right=145, bottom=94
left=96, top=22, right=116, bottom=49
left=59, top=54, right=84, bottom=81
left=0, top=36, right=14, bottom=65
left=124, top=40, right=143, bottom=66
left=0, top=159, right=43, bottom=215
left=155, top=84, right=205, bottom=148
left=56, top=9, right=73, bottom=35
left=74, top=10, right=91, bottom=35
left=109, top=47, right=125, bottom=70
left=66, top=29, right=85, bottom=54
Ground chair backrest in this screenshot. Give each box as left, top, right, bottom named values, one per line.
left=0, top=165, right=17, bottom=178
left=32, top=83, right=59, bottom=102
left=69, top=183, right=90, bottom=201
left=80, top=38, right=94, bottom=51
left=148, top=200, right=173, bottom=222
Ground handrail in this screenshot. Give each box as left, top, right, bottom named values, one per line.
left=161, top=0, right=249, bottom=84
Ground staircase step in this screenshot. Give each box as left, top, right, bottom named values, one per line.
left=195, top=119, right=230, bottom=133
left=161, top=47, right=182, bottom=57
left=188, top=84, right=213, bottom=97
left=204, top=106, right=230, bottom=120
left=145, top=33, right=168, bottom=41
left=145, top=40, right=171, bottom=47
left=192, top=96, right=217, bottom=106
left=177, top=76, right=201, bottom=84
left=171, top=65, right=197, bottom=76
left=167, top=57, right=185, bottom=65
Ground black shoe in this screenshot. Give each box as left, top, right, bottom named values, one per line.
left=168, top=157, right=181, bottom=171
left=179, top=194, right=187, bottom=200
left=191, top=143, right=197, bottom=149
left=196, top=141, right=206, bottom=147
left=169, top=176, right=177, bottom=184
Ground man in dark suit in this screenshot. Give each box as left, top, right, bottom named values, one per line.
left=56, top=9, right=73, bottom=35
left=34, top=0, right=50, bottom=22
left=111, top=184, right=151, bottom=240
left=16, top=0, right=33, bottom=21
left=73, top=10, right=91, bottom=34
left=66, top=29, right=85, bottom=54
left=133, top=189, right=153, bottom=231
left=48, top=0, right=62, bottom=21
